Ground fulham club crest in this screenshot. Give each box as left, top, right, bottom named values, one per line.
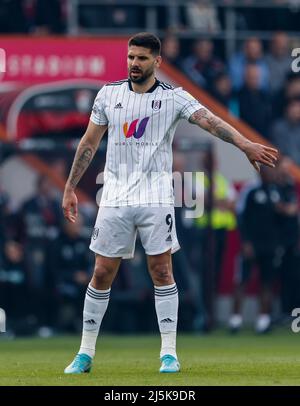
left=152, top=100, right=161, bottom=111
left=92, top=227, right=99, bottom=240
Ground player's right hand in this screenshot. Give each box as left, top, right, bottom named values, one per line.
left=62, top=186, right=78, bottom=223
left=243, top=142, right=278, bottom=172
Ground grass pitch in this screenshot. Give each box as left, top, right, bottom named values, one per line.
left=0, top=329, right=299, bottom=386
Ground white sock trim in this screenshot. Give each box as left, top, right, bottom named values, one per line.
left=88, top=284, right=111, bottom=294
left=154, top=283, right=177, bottom=290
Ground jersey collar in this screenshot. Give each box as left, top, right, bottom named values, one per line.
left=128, top=78, right=160, bottom=93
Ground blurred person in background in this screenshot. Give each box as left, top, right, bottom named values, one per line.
left=271, top=73, right=300, bottom=120
left=181, top=39, right=224, bottom=90
left=50, top=215, right=92, bottom=333
left=184, top=0, right=221, bottom=34
left=265, top=32, right=292, bottom=95
left=210, top=72, right=239, bottom=117
left=194, top=153, right=237, bottom=330
left=21, top=175, right=62, bottom=242
left=20, top=175, right=62, bottom=335
left=161, top=35, right=182, bottom=70
left=229, top=38, right=270, bottom=92
left=275, top=158, right=300, bottom=317
left=0, top=187, right=29, bottom=336
left=0, top=240, right=29, bottom=335
left=270, top=99, right=300, bottom=166
left=228, top=167, right=282, bottom=334
left=172, top=149, right=202, bottom=332
left=238, top=63, right=271, bottom=137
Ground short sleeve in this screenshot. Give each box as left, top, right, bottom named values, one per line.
left=174, top=88, right=204, bottom=120
left=90, top=86, right=108, bottom=125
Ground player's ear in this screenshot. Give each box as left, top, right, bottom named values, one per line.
left=155, top=55, right=162, bottom=68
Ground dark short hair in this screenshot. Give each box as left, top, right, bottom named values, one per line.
left=128, top=32, right=161, bottom=55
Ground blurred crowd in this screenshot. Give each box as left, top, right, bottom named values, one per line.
left=2, top=1, right=300, bottom=35
left=0, top=175, right=91, bottom=336
left=173, top=151, right=300, bottom=333
left=163, top=32, right=300, bottom=168
left=0, top=0, right=65, bottom=35
left=228, top=162, right=300, bottom=333
left=0, top=172, right=196, bottom=336
left=163, top=22, right=300, bottom=334
left=2, top=1, right=300, bottom=167
left=1, top=152, right=300, bottom=336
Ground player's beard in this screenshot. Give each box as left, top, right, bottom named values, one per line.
left=129, top=65, right=154, bottom=83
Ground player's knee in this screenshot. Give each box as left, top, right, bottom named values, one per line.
left=93, top=264, right=114, bottom=284
left=151, top=263, right=172, bottom=284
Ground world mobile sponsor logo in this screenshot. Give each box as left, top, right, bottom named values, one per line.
left=123, top=117, right=150, bottom=139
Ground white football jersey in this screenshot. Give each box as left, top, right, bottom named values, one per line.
left=90, top=78, right=203, bottom=206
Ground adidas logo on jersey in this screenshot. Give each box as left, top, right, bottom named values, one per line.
left=160, top=318, right=174, bottom=323
left=114, top=102, right=123, bottom=109
left=85, top=319, right=96, bottom=325
left=165, top=234, right=172, bottom=242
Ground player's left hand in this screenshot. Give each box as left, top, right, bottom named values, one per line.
left=243, top=142, right=278, bottom=172
left=62, top=186, right=78, bottom=223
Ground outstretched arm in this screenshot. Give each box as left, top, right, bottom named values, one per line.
left=189, top=108, right=278, bottom=171
left=62, top=121, right=107, bottom=222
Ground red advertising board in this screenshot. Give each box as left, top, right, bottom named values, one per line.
left=0, top=37, right=128, bottom=140
left=0, top=37, right=128, bottom=84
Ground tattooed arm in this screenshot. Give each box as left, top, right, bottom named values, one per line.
left=62, top=121, right=107, bottom=222
left=189, top=108, right=278, bottom=171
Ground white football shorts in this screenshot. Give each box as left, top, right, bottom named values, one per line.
left=89, top=206, right=180, bottom=259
